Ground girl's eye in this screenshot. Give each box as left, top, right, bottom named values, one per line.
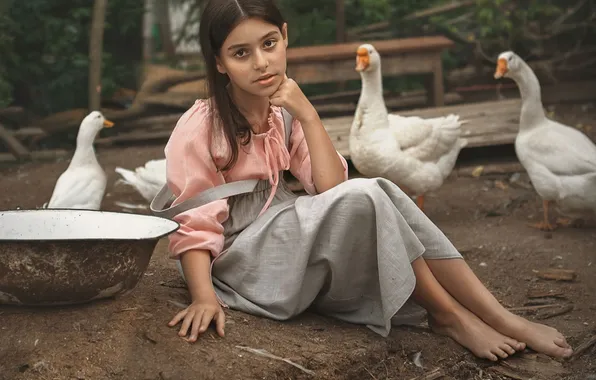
left=264, top=39, right=277, bottom=49
left=234, top=49, right=247, bottom=58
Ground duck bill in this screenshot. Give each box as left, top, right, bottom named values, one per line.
left=103, top=119, right=114, bottom=128
left=355, top=48, right=369, bottom=72
left=494, top=58, right=508, bottom=79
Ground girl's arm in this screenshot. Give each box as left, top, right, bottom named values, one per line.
left=270, top=75, right=346, bottom=192
left=179, top=249, right=218, bottom=303
left=298, top=112, right=346, bottom=192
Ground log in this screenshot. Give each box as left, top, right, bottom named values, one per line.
left=116, top=114, right=182, bottom=130
left=0, top=123, right=31, bottom=160
left=11, top=127, right=47, bottom=140
left=536, top=269, right=577, bottom=282
left=36, top=69, right=206, bottom=135
left=95, top=130, right=173, bottom=146
left=0, top=149, right=69, bottom=163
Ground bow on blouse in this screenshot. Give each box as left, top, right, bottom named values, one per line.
left=259, top=126, right=290, bottom=216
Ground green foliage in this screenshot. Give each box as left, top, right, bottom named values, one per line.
left=388, top=0, right=595, bottom=67
left=278, top=0, right=391, bottom=47
left=1, top=0, right=144, bottom=116
left=0, top=6, right=17, bottom=108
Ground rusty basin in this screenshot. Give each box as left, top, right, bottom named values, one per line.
left=0, top=209, right=179, bottom=306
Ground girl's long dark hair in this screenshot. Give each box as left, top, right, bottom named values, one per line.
left=199, top=0, right=285, bottom=171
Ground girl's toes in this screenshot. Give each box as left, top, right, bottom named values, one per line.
left=500, top=343, right=516, bottom=356
left=504, top=337, right=525, bottom=351
left=493, top=348, right=509, bottom=359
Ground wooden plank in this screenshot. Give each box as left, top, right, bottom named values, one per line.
left=288, top=51, right=436, bottom=85
left=315, top=91, right=462, bottom=116
left=321, top=98, right=522, bottom=159
left=95, top=99, right=521, bottom=161
left=286, top=36, right=454, bottom=63
left=0, top=123, right=31, bottom=160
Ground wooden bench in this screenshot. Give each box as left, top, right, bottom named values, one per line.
left=286, top=36, right=454, bottom=106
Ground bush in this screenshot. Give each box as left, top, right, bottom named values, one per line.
left=0, top=0, right=144, bottom=116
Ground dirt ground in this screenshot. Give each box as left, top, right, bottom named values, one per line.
left=0, top=103, right=595, bottom=380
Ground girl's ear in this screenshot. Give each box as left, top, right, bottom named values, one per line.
left=281, top=23, right=288, bottom=48
left=216, top=57, right=227, bottom=74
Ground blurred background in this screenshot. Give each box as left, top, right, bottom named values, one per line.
left=0, top=0, right=595, bottom=152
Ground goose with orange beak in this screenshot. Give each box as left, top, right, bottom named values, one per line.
left=494, top=51, right=596, bottom=230
left=349, top=43, right=468, bottom=212
left=45, top=111, right=115, bottom=210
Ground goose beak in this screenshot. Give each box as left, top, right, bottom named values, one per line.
left=355, top=47, right=370, bottom=72
left=494, top=58, right=508, bottom=79
left=103, top=119, right=114, bottom=128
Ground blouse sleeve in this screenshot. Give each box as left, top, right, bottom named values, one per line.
left=288, top=119, right=349, bottom=195
left=164, top=101, right=230, bottom=259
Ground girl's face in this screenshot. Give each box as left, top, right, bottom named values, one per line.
left=216, top=18, right=288, bottom=98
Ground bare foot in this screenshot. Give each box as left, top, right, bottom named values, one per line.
left=429, top=306, right=525, bottom=361
left=490, top=312, right=573, bottom=358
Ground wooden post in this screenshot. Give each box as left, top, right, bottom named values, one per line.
left=154, top=0, right=176, bottom=59
left=88, top=0, right=108, bottom=112
left=336, top=0, right=346, bottom=91
left=336, top=0, right=345, bottom=43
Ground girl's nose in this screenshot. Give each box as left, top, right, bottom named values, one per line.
left=253, top=50, right=269, bottom=70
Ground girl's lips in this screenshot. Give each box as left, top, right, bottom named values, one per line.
left=256, top=74, right=276, bottom=85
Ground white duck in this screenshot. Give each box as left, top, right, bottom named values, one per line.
left=45, top=111, right=114, bottom=209
left=114, top=159, right=166, bottom=202
left=495, top=51, right=596, bottom=230
left=349, top=43, right=468, bottom=210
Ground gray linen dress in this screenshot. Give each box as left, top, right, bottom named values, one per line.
left=173, top=179, right=463, bottom=336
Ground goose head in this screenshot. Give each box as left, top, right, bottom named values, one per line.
left=74, top=111, right=114, bottom=148
left=494, top=51, right=524, bottom=79
left=78, top=111, right=113, bottom=139
left=355, top=44, right=381, bottom=73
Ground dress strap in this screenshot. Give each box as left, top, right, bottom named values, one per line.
left=150, top=108, right=294, bottom=220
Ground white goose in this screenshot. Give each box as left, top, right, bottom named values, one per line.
left=45, top=111, right=114, bottom=209
left=114, top=159, right=166, bottom=202
left=495, top=51, right=596, bottom=230
left=349, top=43, right=468, bottom=210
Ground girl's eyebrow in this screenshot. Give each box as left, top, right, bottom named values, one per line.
left=227, top=30, right=279, bottom=51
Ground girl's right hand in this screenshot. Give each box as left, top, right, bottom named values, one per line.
left=168, top=296, right=225, bottom=342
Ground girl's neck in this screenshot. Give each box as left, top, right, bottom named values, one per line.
left=229, top=84, right=271, bottom=133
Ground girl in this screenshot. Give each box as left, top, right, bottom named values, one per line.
left=161, top=0, right=573, bottom=361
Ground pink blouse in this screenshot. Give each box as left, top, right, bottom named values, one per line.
left=165, top=99, right=349, bottom=259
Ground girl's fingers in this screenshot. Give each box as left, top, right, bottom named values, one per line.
left=168, top=309, right=187, bottom=327
left=215, top=311, right=226, bottom=337
left=187, top=311, right=205, bottom=342
left=178, top=310, right=196, bottom=337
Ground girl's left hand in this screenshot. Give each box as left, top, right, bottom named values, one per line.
left=269, top=74, right=318, bottom=124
